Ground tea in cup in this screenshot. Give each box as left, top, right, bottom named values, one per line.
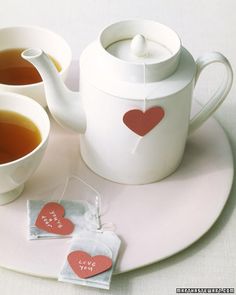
left=0, top=48, right=61, bottom=86
left=0, top=92, right=50, bottom=205
left=0, top=26, right=72, bottom=106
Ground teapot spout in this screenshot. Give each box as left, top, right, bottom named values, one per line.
left=22, top=48, right=86, bottom=133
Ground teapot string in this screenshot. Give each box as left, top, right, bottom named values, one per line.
left=131, top=63, right=147, bottom=154
left=142, top=62, right=147, bottom=111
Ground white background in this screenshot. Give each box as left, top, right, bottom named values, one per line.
left=0, top=0, right=236, bottom=294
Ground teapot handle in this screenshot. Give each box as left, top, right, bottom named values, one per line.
left=189, top=52, right=233, bottom=134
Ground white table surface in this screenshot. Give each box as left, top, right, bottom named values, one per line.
left=0, top=0, right=236, bottom=294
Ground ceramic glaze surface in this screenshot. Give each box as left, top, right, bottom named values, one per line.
left=79, top=79, right=193, bottom=184
left=0, top=92, right=50, bottom=205
left=22, top=20, right=233, bottom=184
left=106, top=35, right=172, bottom=63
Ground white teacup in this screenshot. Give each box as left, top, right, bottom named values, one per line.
left=0, top=92, right=50, bottom=205
left=0, top=26, right=72, bottom=106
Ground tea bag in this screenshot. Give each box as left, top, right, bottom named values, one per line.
left=58, top=230, right=121, bottom=290
left=27, top=176, right=100, bottom=240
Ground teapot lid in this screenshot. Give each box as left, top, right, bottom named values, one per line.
left=80, top=20, right=196, bottom=99
left=98, top=20, right=181, bottom=82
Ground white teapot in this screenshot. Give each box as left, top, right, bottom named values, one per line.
left=22, top=20, right=233, bottom=184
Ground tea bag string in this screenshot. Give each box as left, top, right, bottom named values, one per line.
left=97, top=222, right=116, bottom=233
left=95, top=193, right=102, bottom=230
left=131, top=62, right=147, bottom=154
left=57, top=175, right=116, bottom=233
left=57, top=175, right=103, bottom=231
left=57, top=177, right=70, bottom=203
left=58, top=176, right=114, bottom=233
left=58, top=175, right=115, bottom=233
left=57, top=175, right=101, bottom=207
left=94, top=189, right=116, bottom=232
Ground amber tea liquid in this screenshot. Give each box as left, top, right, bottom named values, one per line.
left=0, top=48, right=61, bottom=85
left=0, top=110, right=42, bottom=164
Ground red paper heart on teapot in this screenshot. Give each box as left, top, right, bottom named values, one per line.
left=123, top=106, right=165, bottom=136
left=35, top=202, right=74, bottom=235
left=68, top=250, right=112, bottom=279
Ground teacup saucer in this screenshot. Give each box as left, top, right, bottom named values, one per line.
left=0, top=104, right=233, bottom=278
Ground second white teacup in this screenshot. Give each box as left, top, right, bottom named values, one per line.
left=0, top=26, right=72, bottom=106
left=0, top=92, right=50, bottom=205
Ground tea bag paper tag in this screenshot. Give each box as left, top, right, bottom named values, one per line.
left=58, top=230, right=121, bottom=290
left=122, top=64, right=165, bottom=154
left=27, top=200, right=97, bottom=240
left=67, top=251, right=112, bottom=279
left=27, top=175, right=101, bottom=240
left=35, top=202, right=75, bottom=235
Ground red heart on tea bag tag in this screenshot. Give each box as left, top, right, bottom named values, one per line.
left=68, top=250, right=112, bottom=279
left=123, top=106, right=165, bottom=136
left=35, top=202, right=74, bottom=235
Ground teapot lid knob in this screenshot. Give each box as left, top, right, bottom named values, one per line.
left=98, top=20, right=182, bottom=82
left=130, top=34, right=147, bottom=57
